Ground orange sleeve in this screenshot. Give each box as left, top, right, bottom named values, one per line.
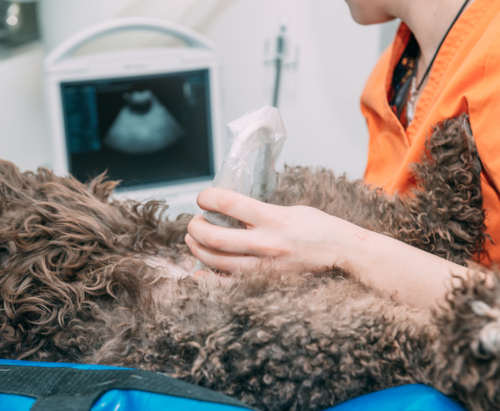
left=465, top=22, right=500, bottom=264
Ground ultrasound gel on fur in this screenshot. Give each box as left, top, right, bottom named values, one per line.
left=203, top=106, right=287, bottom=228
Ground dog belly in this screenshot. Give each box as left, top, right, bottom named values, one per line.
left=144, top=254, right=198, bottom=279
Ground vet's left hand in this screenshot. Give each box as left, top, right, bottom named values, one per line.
left=186, top=187, right=360, bottom=275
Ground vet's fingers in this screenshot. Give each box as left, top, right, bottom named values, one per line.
left=188, top=215, right=285, bottom=256
left=197, top=187, right=278, bottom=226
left=185, top=233, right=261, bottom=274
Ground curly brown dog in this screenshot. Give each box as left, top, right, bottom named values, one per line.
left=0, top=115, right=497, bottom=410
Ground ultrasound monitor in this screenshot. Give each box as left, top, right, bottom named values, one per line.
left=60, top=69, right=214, bottom=190
left=45, top=19, right=223, bottom=211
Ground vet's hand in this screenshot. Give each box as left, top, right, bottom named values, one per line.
left=186, top=188, right=358, bottom=275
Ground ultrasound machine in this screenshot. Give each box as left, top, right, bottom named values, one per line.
left=44, top=18, right=223, bottom=214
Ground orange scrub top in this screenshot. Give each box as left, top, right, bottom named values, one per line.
left=361, top=0, right=500, bottom=264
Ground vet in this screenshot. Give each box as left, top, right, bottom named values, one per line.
left=186, top=0, right=500, bottom=308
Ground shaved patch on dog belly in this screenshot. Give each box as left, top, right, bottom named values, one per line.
left=144, top=255, right=198, bottom=279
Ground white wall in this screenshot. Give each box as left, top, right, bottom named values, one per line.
left=0, top=44, right=50, bottom=171
left=38, top=0, right=136, bottom=51
left=0, top=0, right=385, bottom=186
left=206, top=0, right=380, bottom=177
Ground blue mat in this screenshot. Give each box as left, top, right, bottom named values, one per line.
left=0, top=359, right=249, bottom=410
left=327, top=384, right=466, bottom=411
left=0, top=360, right=466, bottom=410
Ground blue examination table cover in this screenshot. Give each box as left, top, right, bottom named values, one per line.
left=328, top=384, right=466, bottom=410
left=0, top=359, right=466, bottom=410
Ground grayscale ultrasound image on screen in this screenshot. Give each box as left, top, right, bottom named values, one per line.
left=60, top=69, right=214, bottom=189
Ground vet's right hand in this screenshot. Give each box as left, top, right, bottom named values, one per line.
left=185, top=187, right=365, bottom=276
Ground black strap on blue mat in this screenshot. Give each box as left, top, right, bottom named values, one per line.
left=0, top=364, right=254, bottom=411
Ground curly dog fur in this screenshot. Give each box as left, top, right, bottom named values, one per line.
left=0, top=115, right=497, bottom=410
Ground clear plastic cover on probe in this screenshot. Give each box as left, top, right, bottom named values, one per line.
left=204, top=106, right=287, bottom=228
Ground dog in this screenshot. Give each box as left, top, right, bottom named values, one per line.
left=0, top=115, right=497, bottom=410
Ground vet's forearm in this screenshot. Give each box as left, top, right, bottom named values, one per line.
left=336, top=220, right=467, bottom=309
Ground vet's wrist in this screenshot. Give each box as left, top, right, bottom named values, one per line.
left=320, top=216, right=373, bottom=274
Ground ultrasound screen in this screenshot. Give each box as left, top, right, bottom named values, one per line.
left=60, top=69, right=214, bottom=190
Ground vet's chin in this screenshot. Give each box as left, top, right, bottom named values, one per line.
left=344, top=0, right=396, bottom=25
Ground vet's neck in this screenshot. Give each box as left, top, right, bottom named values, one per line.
left=388, top=0, right=474, bottom=85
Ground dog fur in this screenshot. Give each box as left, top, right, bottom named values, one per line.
left=0, top=115, right=497, bottom=410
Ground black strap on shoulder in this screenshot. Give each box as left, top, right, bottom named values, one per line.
left=0, top=364, right=254, bottom=411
